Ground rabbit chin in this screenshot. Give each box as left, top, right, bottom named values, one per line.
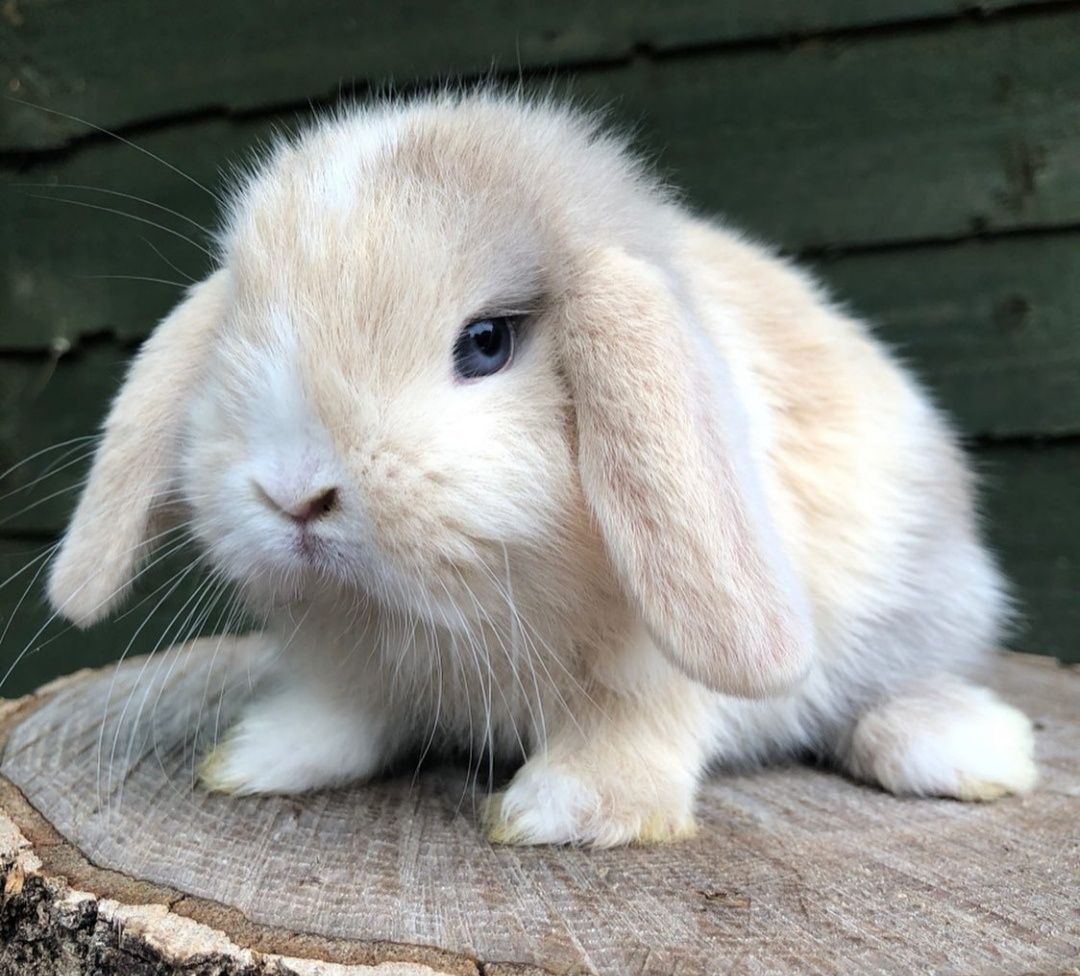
left=201, top=521, right=499, bottom=628
left=203, top=530, right=354, bottom=604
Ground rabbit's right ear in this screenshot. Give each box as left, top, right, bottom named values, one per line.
left=47, top=270, right=231, bottom=627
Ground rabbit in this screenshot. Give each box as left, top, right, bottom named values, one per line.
left=46, top=89, right=1037, bottom=847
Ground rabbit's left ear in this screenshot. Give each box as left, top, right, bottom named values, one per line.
left=47, top=270, right=231, bottom=627
left=560, top=247, right=814, bottom=698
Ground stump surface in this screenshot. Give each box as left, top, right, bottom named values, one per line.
left=1, top=638, right=1078, bottom=975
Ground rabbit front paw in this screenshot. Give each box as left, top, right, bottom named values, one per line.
left=481, top=757, right=697, bottom=847
left=198, top=688, right=390, bottom=796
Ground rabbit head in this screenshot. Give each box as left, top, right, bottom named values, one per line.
left=48, top=92, right=813, bottom=698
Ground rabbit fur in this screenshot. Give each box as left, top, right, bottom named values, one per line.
left=47, top=91, right=1036, bottom=846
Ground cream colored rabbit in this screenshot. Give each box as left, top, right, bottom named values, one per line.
left=47, top=91, right=1036, bottom=846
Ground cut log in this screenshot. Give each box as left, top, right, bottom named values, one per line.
left=1, top=639, right=1078, bottom=975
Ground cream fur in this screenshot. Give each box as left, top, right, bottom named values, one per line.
left=49, top=91, right=1035, bottom=846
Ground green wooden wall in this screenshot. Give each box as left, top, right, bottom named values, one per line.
left=1, top=1, right=1078, bottom=695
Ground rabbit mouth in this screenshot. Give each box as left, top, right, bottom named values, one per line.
left=210, top=525, right=355, bottom=603
left=291, top=529, right=322, bottom=560
left=285, top=531, right=356, bottom=582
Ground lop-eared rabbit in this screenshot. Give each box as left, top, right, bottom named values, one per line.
left=49, top=93, right=1035, bottom=846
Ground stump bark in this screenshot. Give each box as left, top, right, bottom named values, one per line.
left=1, top=638, right=1077, bottom=976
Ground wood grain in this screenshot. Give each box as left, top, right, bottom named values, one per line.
left=1, top=639, right=1078, bottom=974
left=1, top=0, right=1066, bottom=151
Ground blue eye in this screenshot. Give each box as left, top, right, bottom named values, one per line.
left=453, top=317, right=515, bottom=379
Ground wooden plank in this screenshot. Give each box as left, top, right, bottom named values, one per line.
left=1, top=0, right=1065, bottom=151
left=5, top=9, right=1080, bottom=351
left=1, top=126, right=219, bottom=352
left=0, top=344, right=128, bottom=535
left=979, top=440, right=1080, bottom=667
left=2, top=644, right=1078, bottom=974
left=810, top=234, right=1080, bottom=439
left=589, top=10, right=1080, bottom=248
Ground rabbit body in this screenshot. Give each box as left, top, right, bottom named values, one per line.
left=49, top=93, right=1036, bottom=846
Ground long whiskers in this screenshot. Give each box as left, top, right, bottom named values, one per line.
left=15, top=183, right=214, bottom=236
left=6, top=97, right=221, bottom=203
left=0, top=434, right=98, bottom=485
left=110, top=567, right=224, bottom=818
left=94, top=533, right=209, bottom=811
left=78, top=273, right=190, bottom=289
left=140, top=236, right=198, bottom=284
left=0, top=444, right=99, bottom=506
left=23, top=194, right=213, bottom=258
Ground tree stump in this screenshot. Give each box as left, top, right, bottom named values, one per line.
left=1, top=638, right=1077, bottom=976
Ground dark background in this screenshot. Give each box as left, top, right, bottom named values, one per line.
left=1, top=1, right=1078, bottom=696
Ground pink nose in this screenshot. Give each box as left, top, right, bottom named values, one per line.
left=254, top=482, right=339, bottom=524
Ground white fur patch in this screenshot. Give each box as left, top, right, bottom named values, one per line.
left=200, top=681, right=389, bottom=795
left=314, top=116, right=402, bottom=213
left=243, top=327, right=345, bottom=512
left=847, top=682, right=1037, bottom=801
left=485, top=762, right=598, bottom=845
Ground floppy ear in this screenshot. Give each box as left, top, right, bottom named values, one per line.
left=47, top=270, right=231, bottom=627
left=560, top=248, right=814, bottom=698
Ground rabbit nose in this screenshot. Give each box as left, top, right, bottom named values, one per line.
left=254, top=482, right=339, bottom=524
